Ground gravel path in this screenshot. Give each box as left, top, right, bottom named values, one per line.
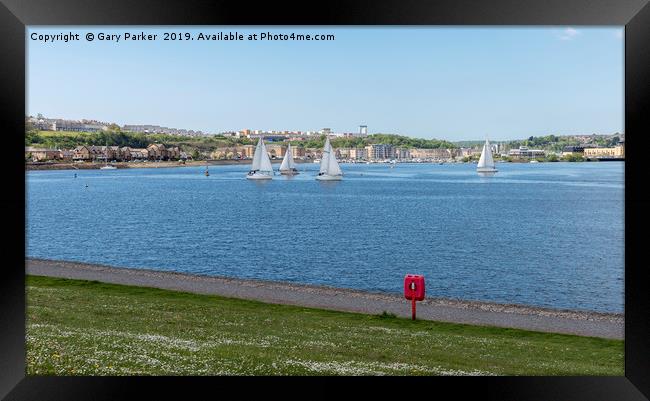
left=26, top=258, right=624, bottom=340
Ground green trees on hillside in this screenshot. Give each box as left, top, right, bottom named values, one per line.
left=294, top=134, right=456, bottom=149
left=26, top=129, right=458, bottom=153
left=506, top=134, right=621, bottom=153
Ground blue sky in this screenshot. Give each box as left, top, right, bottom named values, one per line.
left=27, top=26, right=623, bottom=141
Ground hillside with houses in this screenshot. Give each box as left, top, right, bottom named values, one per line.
left=24, top=115, right=624, bottom=165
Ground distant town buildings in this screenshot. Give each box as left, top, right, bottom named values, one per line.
left=27, top=116, right=109, bottom=132
left=26, top=143, right=182, bottom=163
left=26, top=115, right=624, bottom=164
left=359, top=125, right=368, bottom=136
left=410, top=148, right=457, bottom=160
left=583, top=141, right=625, bottom=159
left=348, top=147, right=368, bottom=160
left=122, top=125, right=204, bottom=136
left=508, top=146, right=546, bottom=159
left=561, top=146, right=585, bottom=157
left=365, top=144, right=396, bottom=160
left=24, top=147, right=65, bottom=161
left=27, top=115, right=205, bottom=137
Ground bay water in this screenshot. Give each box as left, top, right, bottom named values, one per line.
left=26, top=161, right=624, bottom=313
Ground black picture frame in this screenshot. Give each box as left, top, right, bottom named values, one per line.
left=2, top=0, right=649, bottom=399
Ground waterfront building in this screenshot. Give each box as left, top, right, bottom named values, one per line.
left=72, top=146, right=92, bottom=161
left=211, top=147, right=236, bottom=159
left=583, top=143, right=625, bottom=159
left=508, top=146, right=545, bottom=159
left=337, top=148, right=351, bottom=159
left=409, top=148, right=454, bottom=160
left=239, top=145, right=255, bottom=159
left=120, top=147, right=132, bottom=161
left=561, top=146, right=585, bottom=157
left=60, top=149, right=74, bottom=161
left=366, top=144, right=396, bottom=160
left=25, top=147, right=62, bottom=161
left=348, top=147, right=368, bottom=160
left=130, top=148, right=149, bottom=160
left=305, top=148, right=322, bottom=159
left=394, top=148, right=411, bottom=159
left=146, top=143, right=166, bottom=160
left=266, top=144, right=287, bottom=159
left=291, top=145, right=306, bottom=158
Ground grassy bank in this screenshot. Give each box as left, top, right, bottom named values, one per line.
left=26, top=275, right=623, bottom=376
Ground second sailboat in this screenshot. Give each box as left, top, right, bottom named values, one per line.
left=316, top=137, right=343, bottom=181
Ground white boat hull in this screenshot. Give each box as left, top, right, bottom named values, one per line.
left=316, top=174, right=342, bottom=181
left=100, top=166, right=117, bottom=170
left=476, top=167, right=498, bottom=173
left=280, top=170, right=299, bottom=175
left=246, top=173, right=272, bottom=180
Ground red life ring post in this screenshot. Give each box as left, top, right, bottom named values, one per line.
left=404, top=274, right=425, bottom=320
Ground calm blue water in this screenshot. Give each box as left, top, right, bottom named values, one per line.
left=26, top=162, right=624, bottom=313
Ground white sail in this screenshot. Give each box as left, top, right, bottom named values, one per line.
left=477, top=138, right=496, bottom=170
left=326, top=141, right=342, bottom=176
left=250, top=138, right=263, bottom=171
left=319, top=137, right=342, bottom=177
left=258, top=139, right=274, bottom=173
left=319, top=138, right=331, bottom=174
left=280, top=143, right=296, bottom=171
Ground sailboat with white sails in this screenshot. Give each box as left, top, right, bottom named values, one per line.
left=279, top=143, right=299, bottom=175
left=246, top=138, right=274, bottom=180
left=476, top=137, right=497, bottom=174
left=316, top=137, right=342, bottom=181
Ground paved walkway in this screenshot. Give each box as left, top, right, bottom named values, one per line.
left=26, top=259, right=624, bottom=340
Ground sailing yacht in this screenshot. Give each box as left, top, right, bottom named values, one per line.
left=246, top=138, right=274, bottom=180
left=316, top=137, right=343, bottom=181
left=476, top=138, right=497, bottom=174
left=100, top=143, right=117, bottom=170
left=279, top=143, right=299, bottom=175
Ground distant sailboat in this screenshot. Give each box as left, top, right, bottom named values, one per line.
left=316, top=137, right=343, bottom=181
left=246, top=138, right=273, bottom=180
left=279, top=143, right=299, bottom=175
left=100, top=142, right=117, bottom=170
left=477, top=138, right=497, bottom=174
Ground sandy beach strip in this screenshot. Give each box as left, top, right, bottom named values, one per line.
left=26, top=258, right=623, bottom=340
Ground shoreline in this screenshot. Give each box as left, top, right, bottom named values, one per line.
left=25, top=158, right=311, bottom=171
left=26, top=258, right=623, bottom=339
left=25, top=159, right=623, bottom=171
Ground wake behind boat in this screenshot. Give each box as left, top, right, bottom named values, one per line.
left=246, top=138, right=274, bottom=180
left=477, top=138, right=498, bottom=174
left=316, top=137, right=343, bottom=181
left=279, top=143, right=299, bottom=175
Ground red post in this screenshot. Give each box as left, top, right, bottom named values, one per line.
left=412, top=293, right=416, bottom=320
left=411, top=281, right=416, bottom=320
left=405, top=275, right=424, bottom=321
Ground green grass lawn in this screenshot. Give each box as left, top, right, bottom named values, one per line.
left=26, top=275, right=623, bottom=376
